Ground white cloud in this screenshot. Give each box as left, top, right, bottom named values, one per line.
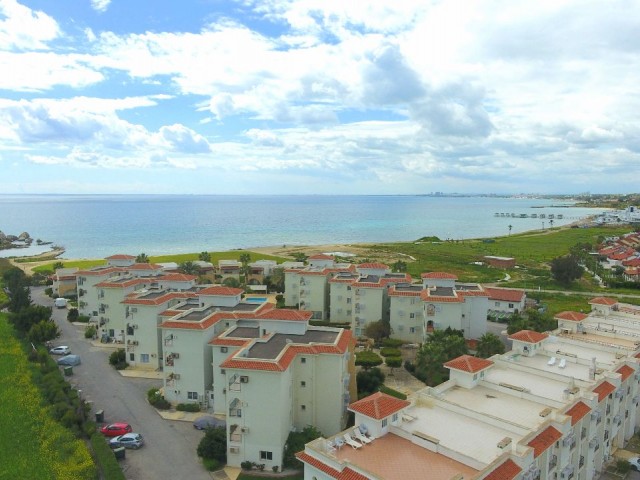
left=91, top=0, right=111, bottom=13
left=0, top=0, right=60, bottom=51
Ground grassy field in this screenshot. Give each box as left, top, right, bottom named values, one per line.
left=0, top=314, right=96, bottom=479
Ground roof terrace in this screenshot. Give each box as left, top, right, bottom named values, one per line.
left=246, top=330, right=339, bottom=360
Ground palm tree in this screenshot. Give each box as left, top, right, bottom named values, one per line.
left=549, top=219, right=554, bottom=229
left=475, top=333, right=505, bottom=358
left=178, top=261, right=200, bottom=275
left=198, top=251, right=211, bottom=262
left=239, top=253, right=251, bottom=284
left=391, top=260, right=407, bottom=273
left=136, top=253, right=149, bottom=263
left=508, top=225, right=512, bottom=236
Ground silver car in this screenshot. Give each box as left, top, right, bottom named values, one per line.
left=110, top=433, right=144, bottom=449
left=49, top=346, right=71, bottom=355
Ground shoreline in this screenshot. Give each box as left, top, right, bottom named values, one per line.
left=8, top=215, right=608, bottom=272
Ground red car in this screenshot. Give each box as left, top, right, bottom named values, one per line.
left=100, top=423, right=133, bottom=437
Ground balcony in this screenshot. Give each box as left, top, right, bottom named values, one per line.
left=229, top=424, right=242, bottom=443
left=549, top=455, right=558, bottom=470
left=229, top=398, right=242, bottom=417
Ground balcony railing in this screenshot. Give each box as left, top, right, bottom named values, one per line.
left=549, top=455, right=558, bottom=470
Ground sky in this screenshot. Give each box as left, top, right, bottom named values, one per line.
left=1, top=0, right=639, bottom=195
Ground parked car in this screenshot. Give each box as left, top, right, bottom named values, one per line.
left=100, top=423, right=133, bottom=437
left=49, top=345, right=71, bottom=355
left=56, top=354, right=81, bottom=366
left=193, top=415, right=226, bottom=430
left=629, top=457, right=640, bottom=471
left=54, top=298, right=68, bottom=308
left=109, top=433, right=144, bottom=449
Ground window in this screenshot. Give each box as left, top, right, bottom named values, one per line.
left=140, top=354, right=149, bottom=363
left=392, top=413, right=398, bottom=422
left=409, top=327, right=416, bottom=333
left=347, top=298, right=352, bottom=304
left=301, top=405, right=306, bottom=410
left=187, top=392, right=198, bottom=400
left=382, top=419, right=388, bottom=428
left=301, top=357, right=306, bottom=364
left=260, top=451, right=273, bottom=461
left=301, top=381, right=306, bottom=387
left=495, top=301, right=500, bottom=307
left=410, top=313, right=415, bottom=319
left=129, top=353, right=135, bottom=361
left=473, top=374, right=478, bottom=380
left=508, top=303, right=514, bottom=308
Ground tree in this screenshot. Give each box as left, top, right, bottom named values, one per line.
left=385, top=356, right=402, bottom=374
left=475, top=333, right=505, bottom=358
left=391, top=261, right=407, bottom=273
left=67, top=308, right=79, bottom=322
left=356, top=367, right=385, bottom=398
left=9, top=305, right=50, bottom=335
left=267, top=267, right=285, bottom=293
left=506, top=312, right=528, bottom=335
left=109, top=349, right=128, bottom=370
left=550, top=255, right=584, bottom=286
left=283, top=426, right=323, bottom=468
left=197, top=426, right=227, bottom=463
left=136, top=253, right=149, bottom=263
left=413, top=331, right=468, bottom=386
left=364, top=319, right=390, bottom=344
left=178, top=261, right=200, bottom=275
left=292, top=253, right=308, bottom=263
left=198, top=251, right=211, bottom=262
left=27, top=320, right=60, bottom=344
left=355, top=351, right=383, bottom=370
left=239, top=253, right=251, bottom=284
left=8, top=283, right=31, bottom=313
left=508, top=224, right=512, bottom=236
left=222, top=277, right=241, bottom=288
left=52, top=261, right=64, bottom=271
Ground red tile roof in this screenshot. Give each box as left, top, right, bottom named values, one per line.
left=338, top=468, right=370, bottom=480
left=421, top=290, right=464, bottom=303
left=106, top=254, right=136, bottom=260
left=95, top=278, right=149, bottom=288
left=444, top=355, right=493, bottom=373
left=219, top=329, right=353, bottom=372
left=348, top=392, right=410, bottom=420
left=617, top=365, right=635, bottom=382
left=589, top=297, right=618, bottom=306
left=357, top=263, right=389, bottom=270
left=76, top=266, right=122, bottom=276
left=484, top=287, right=525, bottom=303
left=508, top=330, right=548, bottom=344
left=198, top=286, right=244, bottom=296
left=210, top=337, right=249, bottom=347
left=483, top=459, right=522, bottom=480
left=158, top=273, right=198, bottom=282
left=565, top=401, right=591, bottom=426
left=388, top=286, right=422, bottom=297
left=123, top=291, right=196, bottom=305
left=128, top=263, right=162, bottom=270
left=295, top=452, right=340, bottom=478
left=421, top=272, right=458, bottom=279
left=555, top=311, right=588, bottom=322
left=592, top=381, right=616, bottom=402
left=256, top=309, right=313, bottom=321
left=527, top=426, right=562, bottom=458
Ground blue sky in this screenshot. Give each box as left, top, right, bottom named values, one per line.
left=1, top=0, right=639, bottom=195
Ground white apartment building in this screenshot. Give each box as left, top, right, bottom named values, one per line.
left=76, top=265, right=124, bottom=318
left=212, top=320, right=356, bottom=469
left=298, top=299, right=640, bottom=480
left=285, top=255, right=355, bottom=320
left=387, top=272, right=488, bottom=343
left=52, top=267, right=79, bottom=298
left=105, top=254, right=136, bottom=267
left=329, top=263, right=411, bottom=336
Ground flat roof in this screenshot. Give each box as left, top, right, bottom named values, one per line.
left=226, top=327, right=261, bottom=339
left=246, top=330, right=339, bottom=360
left=312, top=432, right=478, bottom=480
left=137, top=291, right=166, bottom=300
left=431, top=287, right=455, bottom=297
left=398, top=400, right=520, bottom=465
left=394, top=284, right=423, bottom=292
left=179, top=303, right=261, bottom=321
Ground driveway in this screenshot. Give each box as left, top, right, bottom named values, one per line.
left=33, top=287, right=212, bottom=480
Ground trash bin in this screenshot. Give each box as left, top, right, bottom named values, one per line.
left=113, top=447, right=126, bottom=460
left=64, top=366, right=73, bottom=376
left=95, top=410, right=104, bottom=423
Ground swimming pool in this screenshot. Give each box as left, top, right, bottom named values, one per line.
left=245, top=297, right=267, bottom=303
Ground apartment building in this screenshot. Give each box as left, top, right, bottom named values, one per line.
left=329, top=263, right=411, bottom=336
left=76, top=265, right=124, bottom=318
left=51, top=267, right=79, bottom=298
left=212, top=319, right=356, bottom=469
left=285, top=255, right=355, bottom=320
left=387, top=272, right=489, bottom=343
left=298, top=299, right=640, bottom=480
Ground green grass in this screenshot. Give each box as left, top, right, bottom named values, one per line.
left=0, top=314, right=96, bottom=479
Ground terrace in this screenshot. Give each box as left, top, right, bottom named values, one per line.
left=246, top=329, right=340, bottom=360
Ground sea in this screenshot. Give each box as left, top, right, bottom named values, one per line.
left=0, top=195, right=608, bottom=259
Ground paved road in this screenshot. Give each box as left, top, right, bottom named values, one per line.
left=33, top=287, right=212, bottom=480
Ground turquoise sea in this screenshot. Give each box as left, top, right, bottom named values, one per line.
left=0, top=195, right=607, bottom=259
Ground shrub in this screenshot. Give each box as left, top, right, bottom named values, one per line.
left=382, top=338, right=404, bottom=348
left=379, top=347, right=401, bottom=357
left=91, top=433, right=125, bottom=480
left=272, top=466, right=279, bottom=473
left=241, top=461, right=253, bottom=470
left=379, top=385, right=407, bottom=400
left=108, top=349, right=128, bottom=370
left=85, top=325, right=96, bottom=339
left=617, top=459, right=631, bottom=474
left=67, top=308, right=79, bottom=322
left=147, top=388, right=171, bottom=410
left=44, top=287, right=53, bottom=297
left=355, top=350, right=383, bottom=369
left=404, top=360, right=416, bottom=373
left=77, top=315, right=91, bottom=323
left=177, top=403, right=201, bottom=412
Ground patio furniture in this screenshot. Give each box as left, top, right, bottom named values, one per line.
left=547, top=357, right=556, bottom=366
left=353, top=428, right=372, bottom=444
left=559, top=358, right=566, bottom=369
left=343, top=434, right=362, bottom=449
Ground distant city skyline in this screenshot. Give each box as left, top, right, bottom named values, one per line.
left=1, top=1, right=639, bottom=195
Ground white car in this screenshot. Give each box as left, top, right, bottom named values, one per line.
left=110, top=433, right=144, bottom=449
left=49, top=346, right=71, bottom=355
left=629, top=457, right=640, bottom=471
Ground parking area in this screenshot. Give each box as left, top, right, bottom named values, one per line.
left=34, top=287, right=213, bottom=480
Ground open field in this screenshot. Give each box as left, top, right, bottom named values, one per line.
left=0, top=314, right=96, bottom=479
